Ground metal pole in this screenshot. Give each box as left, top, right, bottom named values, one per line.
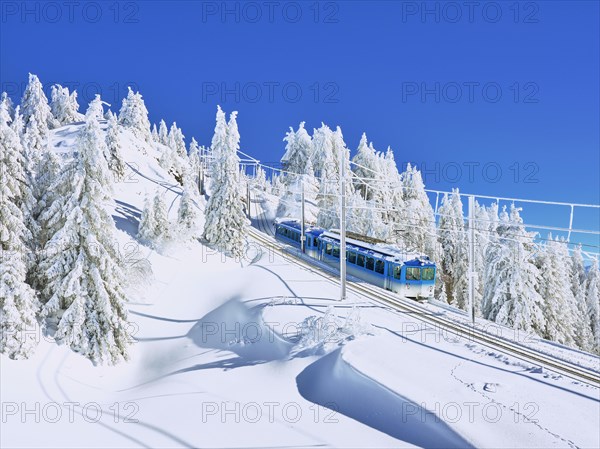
left=340, top=149, right=347, bottom=301
left=468, top=195, right=476, bottom=324
left=247, top=181, right=251, bottom=218
left=301, top=179, right=305, bottom=253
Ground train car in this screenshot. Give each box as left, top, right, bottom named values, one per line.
left=317, top=231, right=436, bottom=299
left=274, top=219, right=325, bottom=259
left=273, top=219, right=436, bottom=299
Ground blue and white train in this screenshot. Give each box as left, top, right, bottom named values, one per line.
left=274, top=219, right=436, bottom=299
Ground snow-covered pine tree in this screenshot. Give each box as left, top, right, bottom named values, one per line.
left=316, top=126, right=352, bottom=230
left=188, top=137, right=201, bottom=191
left=203, top=107, right=249, bottom=257
left=346, top=192, right=369, bottom=235
left=85, top=94, right=105, bottom=121
left=0, top=102, right=38, bottom=263
left=570, top=246, right=595, bottom=351
left=137, top=190, right=170, bottom=247
left=281, top=122, right=313, bottom=178
left=481, top=205, right=545, bottom=335
left=352, top=133, right=378, bottom=200
left=399, top=163, right=438, bottom=260
left=168, top=122, right=187, bottom=159
left=36, top=111, right=130, bottom=365
left=158, top=119, right=169, bottom=146
left=437, top=189, right=469, bottom=309
left=33, top=151, right=62, bottom=245
left=471, top=201, right=490, bottom=316
left=1, top=92, right=15, bottom=121
left=105, top=111, right=125, bottom=181
left=311, top=123, right=334, bottom=178
left=0, top=104, right=40, bottom=359
left=21, top=73, right=56, bottom=130
left=50, top=84, right=84, bottom=125
left=10, top=106, right=24, bottom=144
left=535, top=236, right=576, bottom=346
left=118, top=87, right=152, bottom=144
left=372, top=146, right=404, bottom=242
left=177, top=186, right=201, bottom=241
left=586, top=259, right=600, bottom=352
left=151, top=123, right=159, bottom=142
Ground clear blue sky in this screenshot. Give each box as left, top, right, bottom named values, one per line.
left=1, top=1, right=598, bottom=248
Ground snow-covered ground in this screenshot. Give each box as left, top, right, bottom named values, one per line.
left=2, top=124, right=599, bottom=448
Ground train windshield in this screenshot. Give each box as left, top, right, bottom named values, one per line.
left=422, top=267, right=435, bottom=280
left=406, top=267, right=421, bottom=280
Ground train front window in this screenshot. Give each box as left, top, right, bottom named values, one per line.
left=406, top=267, right=421, bottom=280
left=333, top=246, right=340, bottom=258
left=366, top=257, right=374, bottom=271
left=422, top=267, right=435, bottom=280
left=348, top=252, right=357, bottom=264
left=375, top=260, right=385, bottom=274
left=393, top=266, right=401, bottom=279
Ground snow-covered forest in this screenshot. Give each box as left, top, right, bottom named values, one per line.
left=1, top=72, right=599, bottom=369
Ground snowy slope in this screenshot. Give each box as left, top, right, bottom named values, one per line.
left=2, top=123, right=599, bottom=449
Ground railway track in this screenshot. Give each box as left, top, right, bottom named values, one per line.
left=248, top=194, right=600, bottom=388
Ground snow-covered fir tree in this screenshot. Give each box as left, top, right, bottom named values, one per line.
left=21, top=73, right=56, bottom=130
left=399, top=163, right=438, bottom=259
left=254, top=165, right=269, bottom=193
left=158, top=119, right=169, bottom=146
left=586, top=259, right=600, bottom=352
left=471, top=201, right=491, bottom=316
left=570, top=245, right=595, bottom=351
left=32, top=151, right=62, bottom=245
left=177, top=186, right=201, bottom=241
left=137, top=190, right=171, bottom=247
left=151, top=123, right=159, bottom=142
left=36, top=111, right=130, bottom=365
left=168, top=122, right=187, bottom=159
left=535, top=236, right=576, bottom=346
left=281, top=122, right=313, bottom=178
left=50, top=84, right=84, bottom=125
left=316, top=126, right=353, bottom=230
left=188, top=137, right=201, bottom=191
left=105, top=111, right=126, bottom=181
left=203, top=107, right=249, bottom=257
left=0, top=102, right=38, bottom=261
left=85, top=94, right=105, bottom=121
left=10, top=106, right=24, bottom=143
left=372, top=146, right=404, bottom=242
left=311, top=123, right=334, bottom=178
left=0, top=105, right=40, bottom=360
left=118, top=86, right=152, bottom=144
left=20, top=74, right=56, bottom=156
left=352, top=133, right=378, bottom=200
left=481, top=205, right=545, bottom=335
left=437, top=189, right=469, bottom=309
left=0, top=92, right=15, bottom=120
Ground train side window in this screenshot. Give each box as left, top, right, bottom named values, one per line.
left=325, top=243, right=332, bottom=255
left=375, top=260, right=385, bottom=274
left=332, top=246, right=340, bottom=258
left=357, top=254, right=365, bottom=267
left=393, top=266, right=401, bottom=279
left=348, top=252, right=357, bottom=264
left=366, top=257, right=374, bottom=271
